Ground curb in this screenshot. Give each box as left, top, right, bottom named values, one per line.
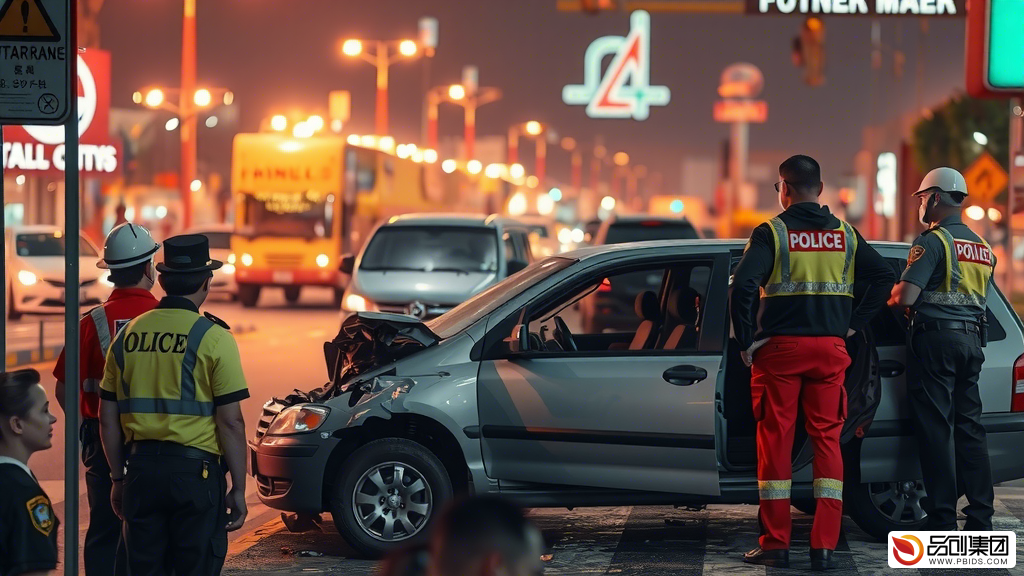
left=6, top=345, right=62, bottom=368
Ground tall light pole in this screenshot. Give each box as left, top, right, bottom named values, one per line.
left=340, top=36, right=425, bottom=136
left=424, top=83, right=469, bottom=152
left=508, top=120, right=547, bottom=184
left=181, top=0, right=198, bottom=230
left=445, top=69, right=500, bottom=160
left=562, top=137, right=583, bottom=197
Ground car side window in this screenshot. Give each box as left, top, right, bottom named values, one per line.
left=520, top=262, right=712, bottom=354
left=503, top=232, right=518, bottom=264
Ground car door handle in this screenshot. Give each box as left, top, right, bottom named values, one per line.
left=879, top=359, right=905, bottom=378
left=663, top=365, right=708, bottom=386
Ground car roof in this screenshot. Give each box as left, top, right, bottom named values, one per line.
left=8, top=224, right=62, bottom=234
left=384, top=213, right=492, bottom=227
left=561, top=238, right=911, bottom=260
left=607, top=214, right=694, bottom=225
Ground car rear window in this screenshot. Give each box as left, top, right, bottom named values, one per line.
left=16, top=233, right=97, bottom=257
left=605, top=221, right=699, bottom=244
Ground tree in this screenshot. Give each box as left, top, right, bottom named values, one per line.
left=911, top=94, right=1010, bottom=175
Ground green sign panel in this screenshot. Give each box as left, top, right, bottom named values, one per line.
left=988, top=0, right=1024, bottom=89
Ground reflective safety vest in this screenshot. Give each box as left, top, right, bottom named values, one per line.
left=764, top=217, right=857, bottom=298
left=920, top=226, right=993, bottom=310
left=84, top=307, right=112, bottom=396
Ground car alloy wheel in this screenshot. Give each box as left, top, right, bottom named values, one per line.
left=351, top=461, right=433, bottom=542
left=867, top=480, right=927, bottom=524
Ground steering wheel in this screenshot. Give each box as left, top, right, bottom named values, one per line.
left=553, top=316, right=578, bottom=352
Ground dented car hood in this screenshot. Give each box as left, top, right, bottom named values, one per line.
left=274, top=312, right=439, bottom=406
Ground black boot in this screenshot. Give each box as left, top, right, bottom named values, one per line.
left=743, top=547, right=790, bottom=568
left=810, top=548, right=835, bottom=571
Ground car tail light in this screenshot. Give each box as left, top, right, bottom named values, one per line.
left=641, top=220, right=664, bottom=227
left=598, top=278, right=612, bottom=292
left=1012, top=353, right=1024, bottom=412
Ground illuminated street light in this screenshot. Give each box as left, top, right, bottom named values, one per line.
left=132, top=91, right=143, bottom=104
left=347, top=134, right=361, bottom=146
left=613, top=152, right=630, bottom=166
left=973, top=132, right=989, bottom=146
left=448, top=84, right=466, bottom=101
left=509, top=163, right=526, bottom=179
left=467, top=160, right=483, bottom=175
left=508, top=192, right=528, bottom=216
left=442, top=159, right=457, bottom=173
left=537, top=194, right=555, bottom=215
left=423, top=149, right=439, bottom=164
left=399, top=39, right=419, bottom=57
left=144, top=88, right=165, bottom=108
left=379, top=136, right=396, bottom=152
left=396, top=144, right=411, bottom=159
left=966, top=205, right=985, bottom=221
left=548, top=187, right=562, bottom=202
left=293, top=122, right=315, bottom=138
left=190, top=179, right=203, bottom=192
left=342, top=39, right=363, bottom=57
left=331, top=119, right=344, bottom=132
left=485, top=163, right=503, bottom=179
left=989, top=207, right=1003, bottom=222
left=525, top=121, right=543, bottom=136
left=223, top=91, right=234, bottom=106
left=193, top=88, right=213, bottom=108
left=165, top=118, right=180, bottom=131
left=527, top=175, right=540, bottom=188
left=601, top=195, right=617, bottom=211
left=15, top=175, right=25, bottom=185
left=270, top=115, right=288, bottom=132
left=570, top=228, right=585, bottom=243
left=205, top=116, right=218, bottom=128
left=307, top=115, right=325, bottom=131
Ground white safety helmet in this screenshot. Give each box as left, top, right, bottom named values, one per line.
left=914, top=167, right=968, bottom=204
left=97, top=223, right=160, bottom=270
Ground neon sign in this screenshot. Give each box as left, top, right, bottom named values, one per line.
left=562, top=10, right=670, bottom=121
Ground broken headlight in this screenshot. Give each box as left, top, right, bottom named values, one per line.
left=266, top=405, right=331, bottom=435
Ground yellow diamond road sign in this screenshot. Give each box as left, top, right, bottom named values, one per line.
left=964, top=152, right=1008, bottom=202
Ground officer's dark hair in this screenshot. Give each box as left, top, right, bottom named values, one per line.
left=0, top=369, right=41, bottom=438
left=779, top=154, right=822, bottom=194
left=159, top=271, right=212, bottom=296
left=432, top=496, right=537, bottom=574
left=108, top=261, right=149, bottom=289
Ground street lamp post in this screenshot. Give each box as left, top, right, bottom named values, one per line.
left=508, top=121, right=547, bottom=184
left=340, top=37, right=425, bottom=137
left=446, top=82, right=500, bottom=161
left=182, top=0, right=197, bottom=230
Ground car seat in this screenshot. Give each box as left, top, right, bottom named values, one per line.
left=628, top=291, right=661, bottom=350
left=661, top=288, right=700, bottom=349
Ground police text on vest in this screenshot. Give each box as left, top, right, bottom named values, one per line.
left=954, top=241, right=992, bottom=265
left=788, top=230, right=846, bottom=252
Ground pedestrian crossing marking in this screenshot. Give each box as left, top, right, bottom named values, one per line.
left=0, top=0, right=60, bottom=42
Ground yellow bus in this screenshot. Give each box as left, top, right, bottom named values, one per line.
left=231, top=133, right=452, bottom=307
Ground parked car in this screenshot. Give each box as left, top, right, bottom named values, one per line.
left=579, top=215, right=701, bottom=333
left=514, top=215, right=562, bottom=258
left=5, top=225, right=110, bottom=320
left=249, top=239, right=1024, bottom=557
left=338, top=214, right=532, bottom=321
left=182, top=223, right=237, bottom=299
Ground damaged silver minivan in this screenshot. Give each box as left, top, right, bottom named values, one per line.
left=249, top=240, right=1024, bottom=557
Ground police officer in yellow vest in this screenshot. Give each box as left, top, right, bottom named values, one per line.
left=890, top=167, right=995, bottom=531
left=99, top=234, right=250, bottom=574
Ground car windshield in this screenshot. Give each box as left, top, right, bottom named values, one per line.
left=201, top=232, right=232, bottom=250
left=605, top=221, right=699, bottom=244
left=428, top=257, right=574, bottom=339
left=527, top=225, right=549, bottom=238
left=360, top=226, right=499, bottom=273
left=16, top=233, right=98, bottom=257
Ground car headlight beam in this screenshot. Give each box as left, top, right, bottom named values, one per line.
left=344, top=293, right=368, bottom=312
left=17, top=270, right=37, bottom=286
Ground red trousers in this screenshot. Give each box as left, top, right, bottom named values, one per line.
left=751, top=335, right=850, bottom=551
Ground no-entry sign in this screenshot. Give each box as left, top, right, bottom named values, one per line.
left=0, top=0, right=70, bottom=124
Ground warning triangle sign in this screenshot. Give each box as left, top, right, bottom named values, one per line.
left=0, top=0, right=60, bottom=42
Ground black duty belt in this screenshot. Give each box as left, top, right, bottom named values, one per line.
left=128, top=440, right=218, bottom=461
left=912, top=320, right=981, bottom=334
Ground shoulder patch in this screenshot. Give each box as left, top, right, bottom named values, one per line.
left=26, top=495, right=54, bottom=535
left=204, top=312, right=230, bottom=330
left=114, top=319, right=131, bottom=336
left=908, top=245, right=926, bottom=264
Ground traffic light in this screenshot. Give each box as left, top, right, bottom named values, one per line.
left=581, top=0, right=617, bottom=14
left=966, top=0, right=1024, bottom=98
left=792, top=17, right=825, bottom=87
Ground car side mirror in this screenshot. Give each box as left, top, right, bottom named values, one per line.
left=507, top=259, right=528, bottom=275
left=339, top=254, right=355, bottom=275
left=504, top=324, right=529, bottom=355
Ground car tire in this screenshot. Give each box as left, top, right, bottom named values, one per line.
left=329, top=438, right=453, bottom=558
left=7, top=286, right=21, bottom=320
left=238, top=284, right=260, bottom=308
left=845, top=479, right=928, bottom=541
left=283, top=286, right=301, bottom=304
